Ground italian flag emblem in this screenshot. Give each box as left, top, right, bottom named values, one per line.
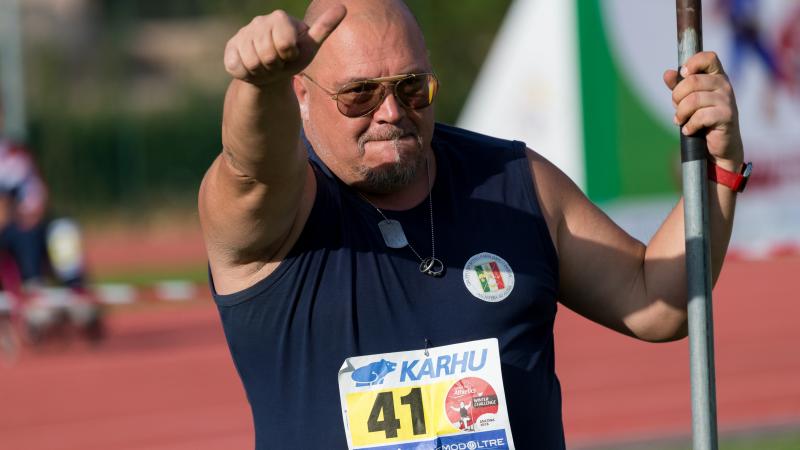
left=463, top=252, right=515, bottom=303
left=474, top=262, right=506, bottom=293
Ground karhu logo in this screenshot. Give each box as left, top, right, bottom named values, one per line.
left=400, top=349, right=488, bottom=382
left=351, top=359, right=397, bottom=387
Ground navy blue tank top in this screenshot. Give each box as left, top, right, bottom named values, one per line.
left=211, top=123, right=564, bottom=449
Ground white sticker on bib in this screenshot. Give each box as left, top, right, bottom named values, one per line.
left=463, top=253, right=515, bottom=302
left=338, top=338, right=515, bottom=450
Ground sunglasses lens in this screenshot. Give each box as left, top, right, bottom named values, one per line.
left=334, top=74, right=439, bottom=117
left=397, top=74, right=438, bottom=109
left=337, top=82, right=384, bottom=117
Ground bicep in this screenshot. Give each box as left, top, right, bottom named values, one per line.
left=528, top=149, right=646, bottom=336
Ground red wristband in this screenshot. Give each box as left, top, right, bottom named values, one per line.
left=707, top=159, right=752, bottom=193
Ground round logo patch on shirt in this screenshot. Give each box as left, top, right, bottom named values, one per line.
left=445, top=376, right=501, bottom=433
left=463, top=253, right=515, bottom=302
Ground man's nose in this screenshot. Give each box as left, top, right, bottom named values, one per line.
left=371, top=89, right=406, bottom=123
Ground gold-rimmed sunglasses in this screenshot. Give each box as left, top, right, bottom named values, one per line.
left=301, top=72, right=439, bottom=118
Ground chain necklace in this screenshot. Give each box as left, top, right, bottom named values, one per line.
left=358, top=156, right=444, bottom=277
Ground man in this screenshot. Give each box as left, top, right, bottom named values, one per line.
left=0, top=100, right=94, bottom=329
left=199, top=1, right=744, bottom=448
left=0, top=102, right=49, bottom=289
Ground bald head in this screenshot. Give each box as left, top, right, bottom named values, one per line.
left=305, top=0, right=419, bottom=30
left=303, top=0, right=429, bottom=77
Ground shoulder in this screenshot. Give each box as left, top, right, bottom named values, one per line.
left=432, top=123, right=530, bottom=181
left=432, top=125, right=573, bottom=249
left=432, top=123, right=574, bottom=210
left=524, top=147, right=590, bottom=259
left=433, top=123, right=525, bottom=154
left=432, top=123, right=572, bottom=196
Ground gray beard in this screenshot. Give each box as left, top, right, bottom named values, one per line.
left=302, top=119, right=426, bottom=194
left=353, top=129, right=425, bottom=194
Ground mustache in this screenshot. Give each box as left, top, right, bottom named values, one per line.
left=357, top=125, right=419, bottom=153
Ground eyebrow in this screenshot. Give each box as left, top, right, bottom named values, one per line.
left=332, top=77, right=367, bottom=87
left=333, top=69, right=429, bottom=87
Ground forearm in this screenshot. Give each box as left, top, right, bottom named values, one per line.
left=638, top=50, right=746, bottom=339
left=644, top=167, right=739, bottom=312
left=221, top=79, right=305, bottom=183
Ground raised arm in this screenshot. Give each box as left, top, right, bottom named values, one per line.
left=533, top=52, right=743, bottom=342
left=199, top=6, right=346, bottom=294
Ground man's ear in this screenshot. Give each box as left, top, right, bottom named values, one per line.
left=292, top=75, right=310, bottom=120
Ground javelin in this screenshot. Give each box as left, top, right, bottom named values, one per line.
left=676, top=1, right=719, bottom=449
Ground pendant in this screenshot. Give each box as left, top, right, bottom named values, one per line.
left=419, top=257, right=445, bottom=277
left=378, top=219, right=409, bottom=249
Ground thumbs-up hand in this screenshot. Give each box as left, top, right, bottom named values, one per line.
left=223, top=5, right=347, bottom=86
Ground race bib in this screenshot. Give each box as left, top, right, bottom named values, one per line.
left=338, top=338, right=515, bottom=450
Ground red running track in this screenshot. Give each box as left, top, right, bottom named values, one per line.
left=558, top=257, right=800, bottom=447
left=1, top=258, right=798, bottom=449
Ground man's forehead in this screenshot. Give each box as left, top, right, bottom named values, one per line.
left=319, top=39, right=428, bottom=88
left=306, top=0, right=428, bottom=83
left=329, top=65, right=429, bottom=88
left=305, top=0, right=415, bottom=25
left=306, top=0, right=425, bottom=48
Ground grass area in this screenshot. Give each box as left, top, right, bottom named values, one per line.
left=596, top=429, right=800, bottom=450
left=93, top=265, right=208, bottom=286
left=716, top=432, right=800, bottom=450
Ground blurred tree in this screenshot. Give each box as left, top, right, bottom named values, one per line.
left=24, top=0, right=512, bottom=219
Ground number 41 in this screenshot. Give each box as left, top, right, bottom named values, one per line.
left=367, top=388, right=426, bottom=439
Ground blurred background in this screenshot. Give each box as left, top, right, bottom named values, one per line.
left=2, top=0, right=508, bottom=219
left=0, top=0, right=798, bottom=449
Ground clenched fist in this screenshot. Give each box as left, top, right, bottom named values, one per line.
left=223, top=5, right=347, bottom=86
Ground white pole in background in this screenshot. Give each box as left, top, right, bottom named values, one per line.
left=0, top=0, right=28, bottom=142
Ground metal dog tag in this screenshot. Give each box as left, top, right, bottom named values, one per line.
left=377, top=219, right=408, bottom=249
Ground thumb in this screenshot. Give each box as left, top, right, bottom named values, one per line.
left=663, top=69, right=679, bottom=90
left=307, top=4, right=347, bottom=45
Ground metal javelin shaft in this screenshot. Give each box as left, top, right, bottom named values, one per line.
left=676, top=1, right=718, bottom=449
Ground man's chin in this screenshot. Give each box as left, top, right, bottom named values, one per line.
left=353, top=161, right=420, bottom=195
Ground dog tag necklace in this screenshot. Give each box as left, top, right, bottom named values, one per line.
left=359, top=157, right=444, bottom=277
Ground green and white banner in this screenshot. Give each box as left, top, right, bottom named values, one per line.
left=460, top=0, right=800, bottom=257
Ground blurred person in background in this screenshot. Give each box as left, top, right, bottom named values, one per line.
left=0, top=97, right=50, bottom=291
left=200, top=0, right=746, bottom=448
left=0, top=96, right=101, bottom=343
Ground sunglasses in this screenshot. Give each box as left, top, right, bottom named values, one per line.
left=301, top=72, right=439, bottom=118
